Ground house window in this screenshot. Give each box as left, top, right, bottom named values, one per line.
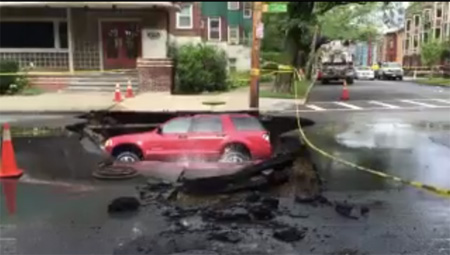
left=435, top=28, right=441, bottom=39
left=243, top=2, right=252, bottom=18
left=208, top=17, right=221, bottom=41
left=58, top=22, right=68, bottom=49
left=413, top=35, right=419, bottom=48
left=228, top=2, right=239, bottom=10
left=228, top=26, right=239, bottom=44
left=176, top=3, right=193, bottom=29
left=406, top=19, right=411, bottom=31
left=424, top=10, right=431, bottom=22
left=0, top=21, right=67, bottom=49
left=228, top=58, right=237, bottom=72
left=414, top=15, right=420, bottom=27
left=437, top=8, right=443, bottom=18
left=423, top=32, right=429, bottom=43
left=405, top=39, right=409, bottom=50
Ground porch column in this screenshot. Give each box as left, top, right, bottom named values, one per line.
left=67, top=8, right=74, bottom=73
left=137, top=10, right=173, bottom=92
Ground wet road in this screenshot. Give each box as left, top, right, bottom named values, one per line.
left=301, top=79, right=450, bottom=190
left=287, top=79, right=450, bottom=254
left=309, top=79, right=450, bottom=102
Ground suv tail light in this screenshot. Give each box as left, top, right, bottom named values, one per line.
left=262, top=133, right=270, bottom=142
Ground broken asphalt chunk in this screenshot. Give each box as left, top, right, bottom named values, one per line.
left=334, top=202, right=368, bottom=220
left=273, top=227, right=306, bottom=243
left=208, top=230, right=241, bottom=243
left=108, top=197, right=140, bottom=214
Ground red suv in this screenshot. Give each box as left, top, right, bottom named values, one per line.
left=104, top=114, right=272, bottom=163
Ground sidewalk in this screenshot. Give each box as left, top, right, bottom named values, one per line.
left=0, top=91, right=115, bottom=113
left=112, top=90, right=305, bottom=112
left=0, top=90, right=305, bottom=113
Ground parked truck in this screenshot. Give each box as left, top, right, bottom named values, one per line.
left=317, top=40, right=355, bottom=85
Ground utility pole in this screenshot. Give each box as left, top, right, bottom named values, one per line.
left=249, top=2, right=263, bottom=109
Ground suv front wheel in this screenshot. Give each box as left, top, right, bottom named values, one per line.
left=116, top=151, right=140, bottom=163
left=219, top=144, right=251, bottom=163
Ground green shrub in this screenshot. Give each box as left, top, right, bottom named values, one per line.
left=261, top=51, right=289, bottom=65
left=260, top=73, right=275, bottom=83
left=228, top=71, right=250, bottom=89
left=0, top=61, right=29, bottom=95
left=172, top=43, right=228, bottom=94
left=0, top=61, right=19, bottom=94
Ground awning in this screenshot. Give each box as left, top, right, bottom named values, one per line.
left=0, top=2, right=180, bottom=10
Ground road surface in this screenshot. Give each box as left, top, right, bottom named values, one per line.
left=1, top=79, right=449, bottom=254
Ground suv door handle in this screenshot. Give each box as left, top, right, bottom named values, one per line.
left=178, top=134, right=188, bottom=139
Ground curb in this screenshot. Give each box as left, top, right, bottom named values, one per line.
left=0, top=111, right=87, bottom=115
left=415, top=82, right=450, bottom=88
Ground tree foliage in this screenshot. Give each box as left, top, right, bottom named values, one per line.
left=421, top=40, right=445, bottom=68
left=318, top=2, right=381, bottom=41
left=171, top=44, right=228, bottom=94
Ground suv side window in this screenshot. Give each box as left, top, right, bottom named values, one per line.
left=231, top=116, right=264, bottom=131
left=161, top=117, right=192, bottom=134
left=190, top=116, right=223, bottom=133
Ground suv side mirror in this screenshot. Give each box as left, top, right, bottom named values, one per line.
left=156, top=126, right=163, bottom=134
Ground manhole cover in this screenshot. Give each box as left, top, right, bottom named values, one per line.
left=92, top=165, right=140, bottom=180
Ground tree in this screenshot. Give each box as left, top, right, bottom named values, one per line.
left=319, top=2, right=381, bottom=41
left=421, top=40, right=445, bottom=77
left=261, top=13, right=286, bottom=52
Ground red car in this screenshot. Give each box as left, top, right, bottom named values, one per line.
left=104, top=114, right=272, bottom=163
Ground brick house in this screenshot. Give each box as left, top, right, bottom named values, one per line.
left=0, top=2, right=253, bottom=92
left=382, top=27, right=404, bottom=63
left=403, top=2, right=450, bottom=67
left=171, top=2, right=253, bottom=71
left=0, top=2, right=182, bottom=92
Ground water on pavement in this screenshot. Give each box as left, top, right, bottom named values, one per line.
left=304, top=115, right=450, bottom=191
left=1, top=114, right=449, bottom=255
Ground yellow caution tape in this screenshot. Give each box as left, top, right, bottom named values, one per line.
left=289, top=68, right=450, bottom=198
left=250, top=68, right=260, bottom=76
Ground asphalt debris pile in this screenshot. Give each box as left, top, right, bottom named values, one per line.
left=114, top=191, right=310, bottom=255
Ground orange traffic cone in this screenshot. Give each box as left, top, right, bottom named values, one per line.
left=341, top=80, right=349, bottom=101
left=0, top=123, right=23, bottom=178
left=125, top=80, right=134, bottom=98
left=113, top=83, right=123, bottom=102
left=1, top=180, right=18, bottom=215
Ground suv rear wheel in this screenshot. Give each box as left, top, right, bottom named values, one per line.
left=219, top=144, right=251, bottom=163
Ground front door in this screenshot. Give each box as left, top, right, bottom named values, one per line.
left=101, top=21, right=141, bottom=69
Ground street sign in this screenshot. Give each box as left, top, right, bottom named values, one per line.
left=264, top=2, right=287, bottom=13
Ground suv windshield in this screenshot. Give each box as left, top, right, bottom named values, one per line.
left=382, top=62, right=401, bottom=68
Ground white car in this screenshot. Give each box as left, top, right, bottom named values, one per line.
left=378, top=62, right=404, bottom=80
left=354, top=66, right=375, bottom=80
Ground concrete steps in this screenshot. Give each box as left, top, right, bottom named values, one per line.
left=29, top=71, right=139, bottom=92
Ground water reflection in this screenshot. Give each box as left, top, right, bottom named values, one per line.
left=306, top=119, right=450, bottom=191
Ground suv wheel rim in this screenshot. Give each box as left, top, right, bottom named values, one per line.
left=119, top=155, right=137, bottom=163
left=221, top=153, right=246, bottom=163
